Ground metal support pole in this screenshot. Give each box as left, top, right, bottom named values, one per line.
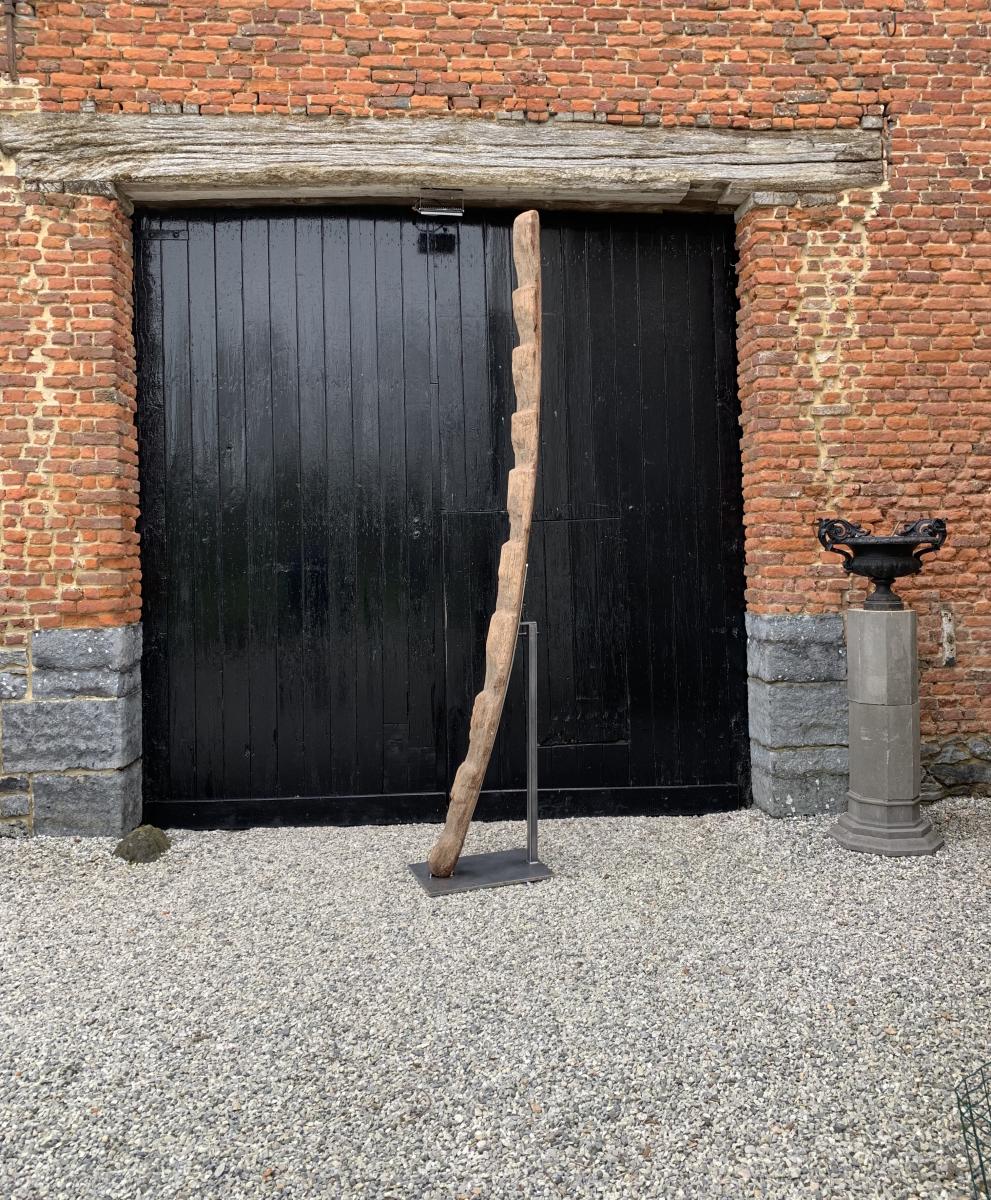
left=408, top=616, right=551, bottom=896
left=521, top=620, right=539, bottom=864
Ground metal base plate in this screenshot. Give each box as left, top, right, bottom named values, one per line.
left=409, top=847, right=552, bottom=897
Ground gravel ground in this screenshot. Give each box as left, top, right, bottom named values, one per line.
left=2, top=799, right=990, bottom=1200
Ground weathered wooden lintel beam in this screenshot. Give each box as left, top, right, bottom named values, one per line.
left=0, top=114, right=884, bottom=209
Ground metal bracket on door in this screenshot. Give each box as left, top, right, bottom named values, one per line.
left=409, top=620, right=552, bottom=896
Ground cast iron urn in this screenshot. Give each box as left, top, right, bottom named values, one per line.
left=817, top=517, right=947, bottom=610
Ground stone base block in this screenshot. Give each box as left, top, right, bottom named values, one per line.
left=748, top=678, right=848, bottom=749
left=2, top=693, right=141, bottom=773
left=745, top=613, right=846, bottom=683
left=751, top=745, right=848, bottom=817
left=746, top=613, right=848, bottom=817
left=830, top=791, right=943, bottom=857
left=33, top=762, right=141, bottom=837
left=0, top=624, right=144, bottom=836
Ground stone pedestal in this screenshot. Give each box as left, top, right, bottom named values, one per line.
left=831, top=609, right=942, bottom=856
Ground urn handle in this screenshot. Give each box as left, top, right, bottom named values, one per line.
left=895, top=517, right=948, bottom=562
left=816, top=518, right=870, bottom=565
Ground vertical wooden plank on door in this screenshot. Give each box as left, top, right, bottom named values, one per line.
left=567, top=517, right=600, bottom=782
left=482, top=218, right=515, bottom=494
left=135, top=221, right=169, bottom=802
left=710, top=223, right=749, bottom=787
left=435, top=220, right=466, bottom=515
left=241, top=216, right=279, bottom=798
left=535, top=220, right=567, bottom=522
left=160, top=220, right=197, bottom=799
left=658, top=222, right=702, bottom=783
left=322, top=214, right=359, bottom=796
left=295, top=214, right=332, bottom=797
left=562, top=222, right=594, bottom=517
left=376, top=218, right=410, bottom=793
left=267, top=216, right=305, bottom=795
left=601, top=220, right=638, bottom=765
left=401, top=217, right=443, bottom=793
left=434, top=216, right=469, bottom=786
left=685, top=222, right=725, bottom=784
left=460, top=221, right=499, bottom=512
left=186, top=217, right=224, bottom=798
left=573, top=221, right=617, bottom=780
left=349, top=214, right=385, bottom=795
left=538, top=222, right=581, bottom=748
left=214, top=216, right=251, bottom=799
left=441, top=511, right=471, bottom=784
left=630, top=224, right=669, bottom=786
left=587, top=220, right=621, bottom=519
left=569, top=235, right=601, bottom=758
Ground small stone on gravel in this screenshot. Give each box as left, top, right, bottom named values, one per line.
left=113, top=823, right=171, bottom=863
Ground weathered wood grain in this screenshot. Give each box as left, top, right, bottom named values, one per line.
left=427, top=209, right=542, bottom=878
left=0, top=114, right=883, bottom=207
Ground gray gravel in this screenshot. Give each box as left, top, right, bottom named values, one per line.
left=2, top=799, right=989, bottom=1199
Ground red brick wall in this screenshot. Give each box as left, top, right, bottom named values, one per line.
left=0, top=181, right=139, bottom=640
left=0, top=0, right=988, bottom=752
left=734, top=0, right=991, bottom=751
left=4, top=0, right=891, bottom=124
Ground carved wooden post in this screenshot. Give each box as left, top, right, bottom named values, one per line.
left=427, top=209, right=542, bottom=878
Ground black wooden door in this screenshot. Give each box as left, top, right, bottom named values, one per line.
left=136, top=208, right=747, bottom=825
